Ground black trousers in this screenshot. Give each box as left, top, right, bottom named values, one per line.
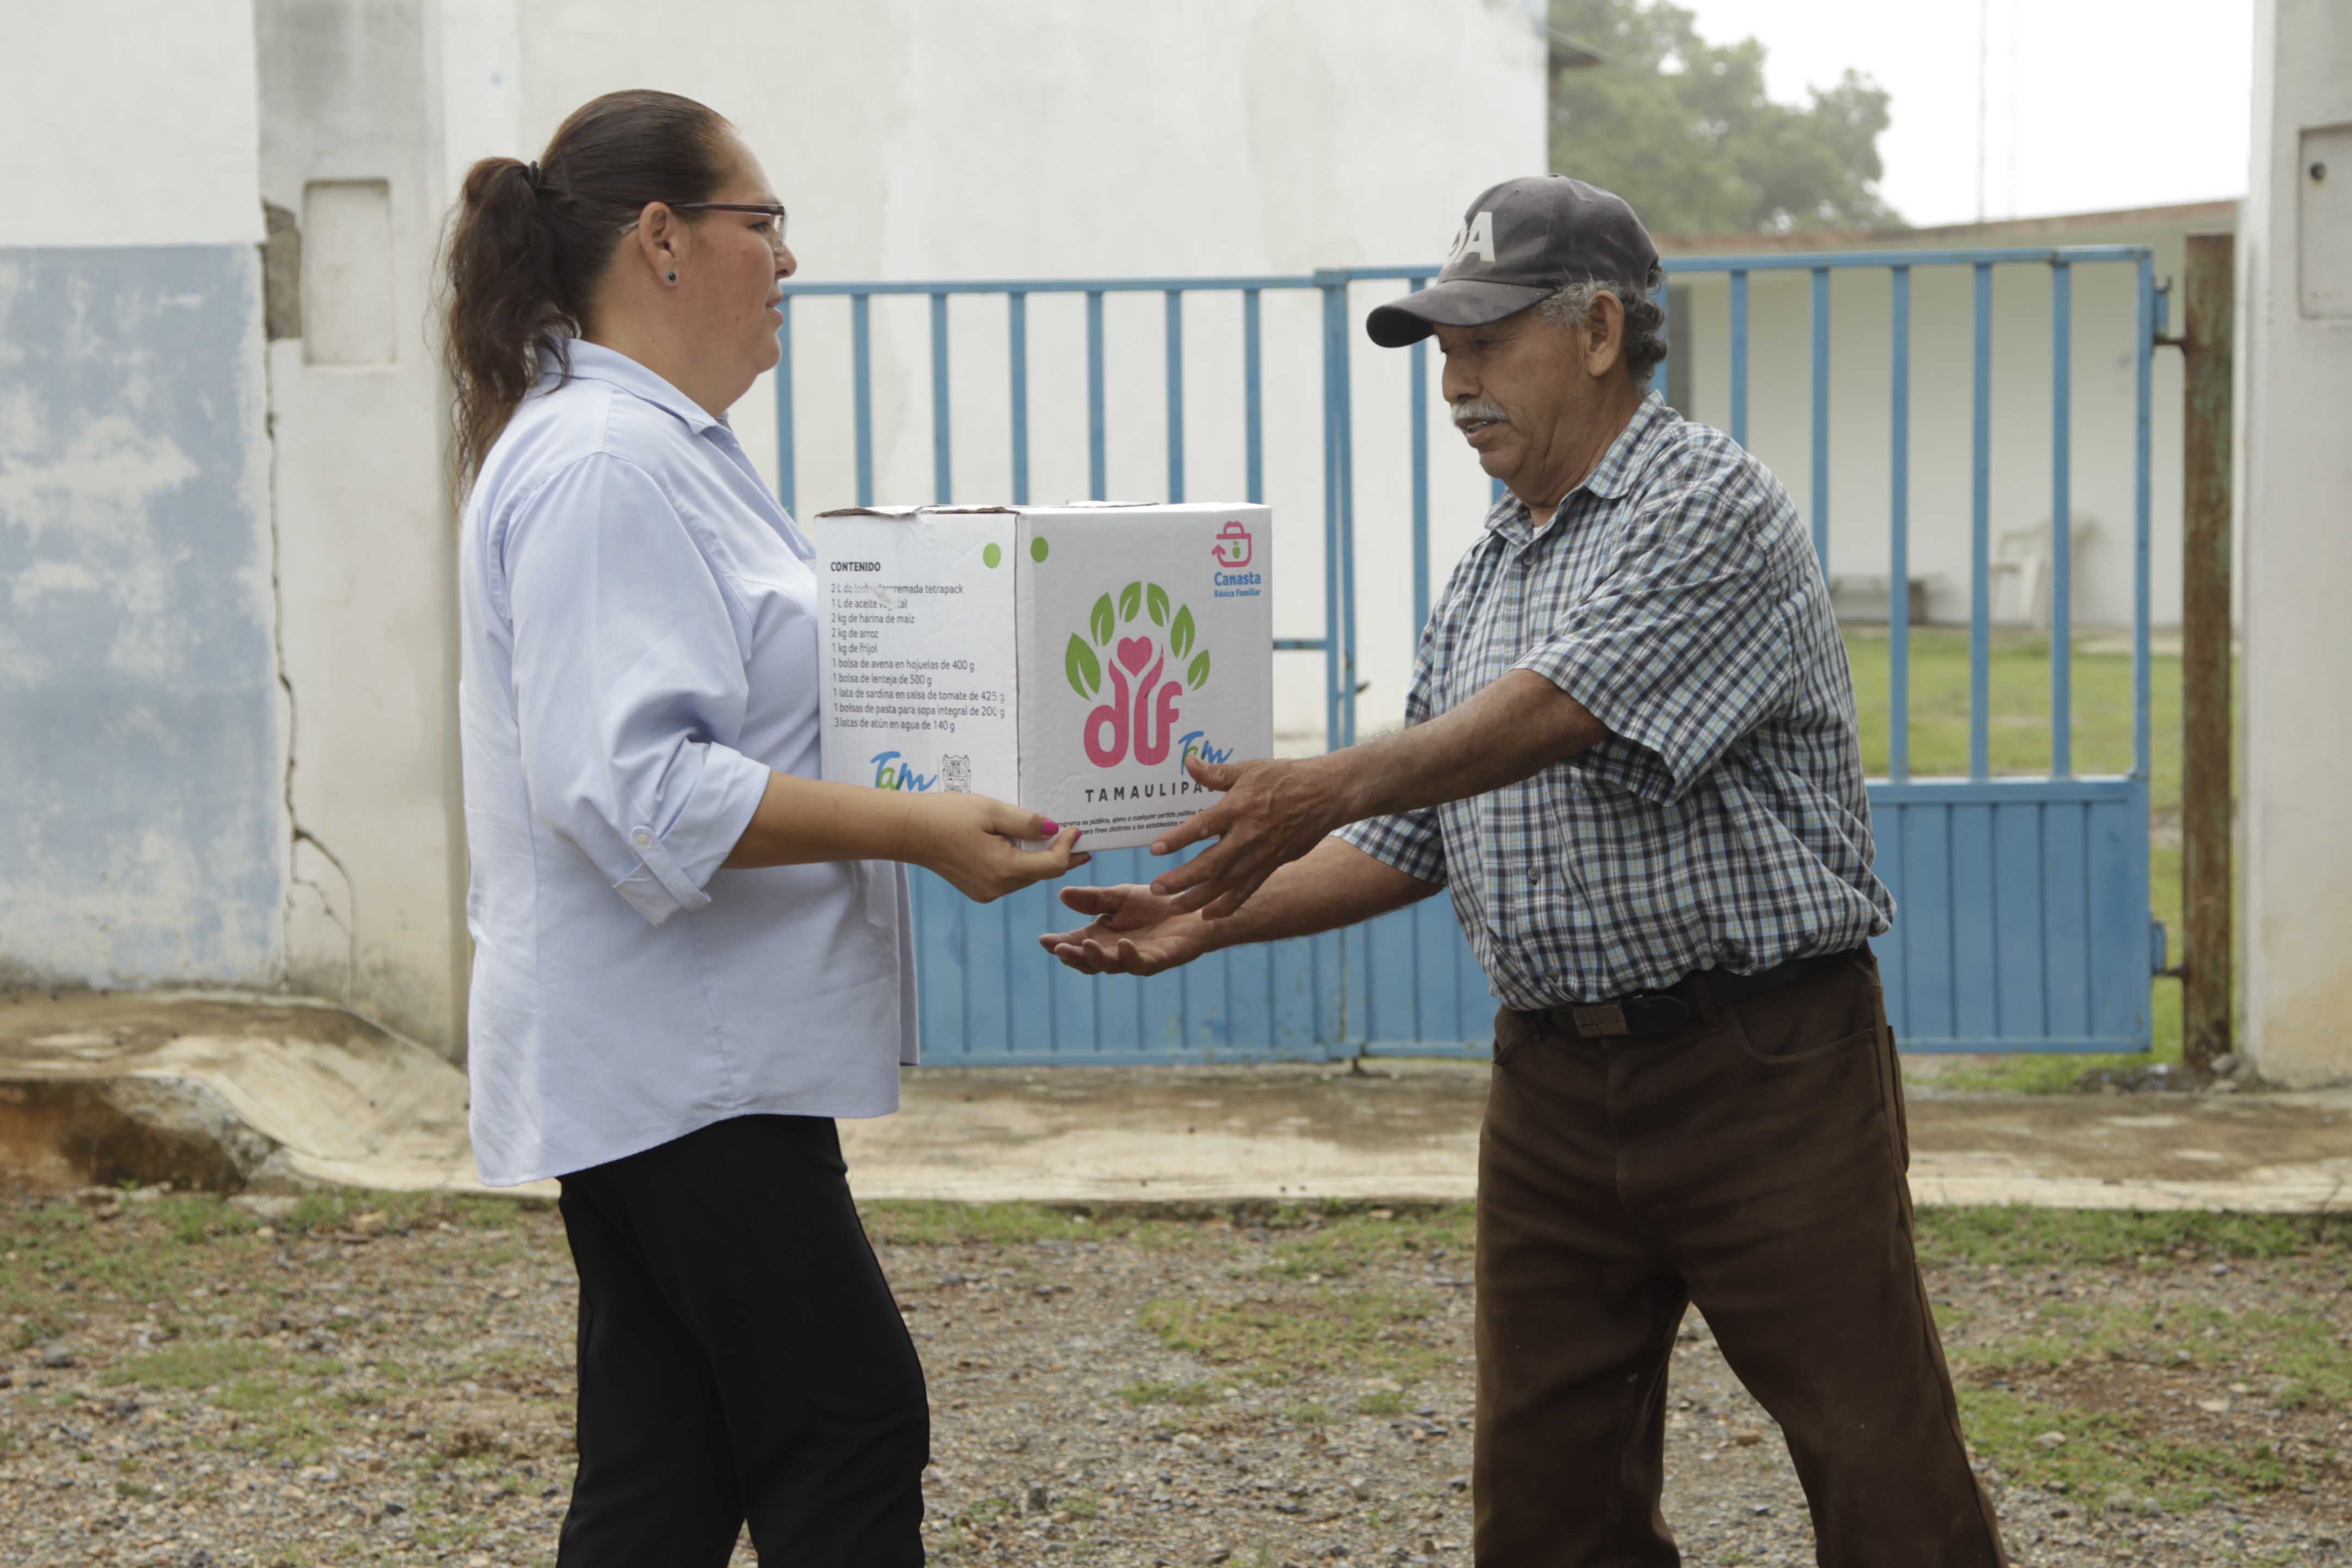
left=554, top=1113, right=928, bottom=1566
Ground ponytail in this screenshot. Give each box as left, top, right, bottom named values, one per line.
left=439, top=89, right=734, bottom=482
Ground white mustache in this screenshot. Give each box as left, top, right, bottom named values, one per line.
left=1452, top=401, right=1507, bottom=428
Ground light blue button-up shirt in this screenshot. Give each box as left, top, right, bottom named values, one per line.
left=457, top=340, right=915, bottom=1186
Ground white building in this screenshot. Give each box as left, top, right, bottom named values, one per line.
left=1, top=0, right=1550, bottom=1062
left=2240, top=0, right=2351, bottom=1086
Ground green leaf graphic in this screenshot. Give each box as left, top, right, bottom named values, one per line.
left=1119, top=580, right=1143, bottom=622
left=1067, top=634, right=1102, bottom=698
left=1187, top=650, right=1211, bottom=690
left=1170, top=605, right=1196, bottom=660
left=1147, top=583, right=1169, bottom=626
left=1090, top=595, right=1116, bottom=646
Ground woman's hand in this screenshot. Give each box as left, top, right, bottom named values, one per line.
left=902, top=794, right=1090, bottom=904
left=1036, top=883, right=1212, bottom=975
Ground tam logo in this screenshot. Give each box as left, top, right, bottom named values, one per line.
left=1064, top=579, right=1212, bottom=769
left=1210, top=521, right=1253, bottom=569
left=1179, top=730, right=1234, bottom=768
left=871, top=751, right=938, bottom=792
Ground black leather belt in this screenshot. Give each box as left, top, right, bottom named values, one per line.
left=1516, top=948, right=1862, bottom=1040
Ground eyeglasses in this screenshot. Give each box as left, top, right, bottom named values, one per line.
left=617, top=203, right=789, bottom=247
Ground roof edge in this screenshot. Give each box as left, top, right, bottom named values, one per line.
left=1652, top=198, right=2243, bottom=255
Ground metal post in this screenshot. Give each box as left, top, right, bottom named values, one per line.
left=2050, top=262, right=2073, bottom=776
left=1650, top=280, right=1670, bottom=401
left=1336, top=296, right=1358, bottom=747
left=1008, top=292, right=1030, bottom=506
left=1969, top=263, right=1993, bottom=780
left=1409, top=280, right=1431, bottom=633
left=774, top=296, right=795, bottom=516
left=1086, top=290, right=1106, bottom=501
left=1889, top=266, right=1910, bottom=783
left=852, top=292, right=874, bottom=507
left=2180, top=232, right=2234, bottom=1072
left=1729, top=270, right=1749, bottom=448
left=1164, top=290, right=1185, bottom=502
left=929, top=291, right=952, bottom=504
left=1810, top=267, right=1830, bottom=573
left=2133, top=257, right=2154, bottom=787
left=1242, top=289, right=1264, bottom=505
left=1319, top=281, right=1344, bottom=750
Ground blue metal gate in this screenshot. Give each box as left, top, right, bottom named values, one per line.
left=774, top=246, right=2161, bottom=1061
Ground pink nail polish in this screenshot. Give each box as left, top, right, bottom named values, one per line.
left=1040, top=819, right=1061, bottom=836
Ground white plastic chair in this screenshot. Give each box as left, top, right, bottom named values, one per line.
left=1989, top=517, right=2097, bottom=630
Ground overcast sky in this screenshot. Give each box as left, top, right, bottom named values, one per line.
left=1670, top=0, right=2256, bottom=229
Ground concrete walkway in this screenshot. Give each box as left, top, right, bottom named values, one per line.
left=3, top=991, right=2348, bottom=1211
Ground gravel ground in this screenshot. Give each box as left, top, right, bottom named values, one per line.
left=3, top=1186, right=2347, bottom=1566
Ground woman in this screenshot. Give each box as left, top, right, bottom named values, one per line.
left=442, top=89, right=1084, bottom=1565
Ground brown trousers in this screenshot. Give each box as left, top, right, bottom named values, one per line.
left=1474, top=951, right=2008, bottom=1567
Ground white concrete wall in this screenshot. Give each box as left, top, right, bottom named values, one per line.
left=2240, top=0, right=2352, bottom=1086
left=0, top=3, right=285, bottom=991
left=254, top=0, right=475, bottom=1056
left=511, top=0, right=1548, bottom=747
left=207, top=0, right=1545, bottom=1058
left=0, top=1, right=265, bottom=250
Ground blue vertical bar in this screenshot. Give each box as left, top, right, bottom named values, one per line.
left=1729, top=270, right=1749, bottom=448
left=2133, top=256, right=2154, bottom=781
left=2050, top=262, right=2073, bottom=777
left=1334, top=285, right=1358, bottom=747
left=1008, top=292, right=1030, bottom=507
left=1969, top=262, right=1993, bottom=781
left=1650, top=280, right=1670, bottom=400
left=1164, top=290, right=1185, bottom=503
left=774, top=295, right=795, bottom=516
left=852, top=291, right=874, bottom=508
left=1409, top=279, right=1431, bottom=632
left=1319, top=283, right=1344, bottom=750
left=1086, top=290, right=1107, bottom=501
left=1889, top=266, right=1911, bottom=783
left=929, top=291, right=951, bottom=504
left=1809, top=266, right=1830, bottom=573
left=1242, top=289, right=1264, bottom=504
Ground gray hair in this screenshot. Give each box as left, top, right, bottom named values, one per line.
left=1536, top=273, right=1668, bottom=386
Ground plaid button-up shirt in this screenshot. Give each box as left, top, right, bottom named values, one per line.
left=1338, top=393, right=1892, bottom=1009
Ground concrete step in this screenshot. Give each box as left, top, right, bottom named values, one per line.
left=0, top=989, right=513, bottom=1196
left=4, top=991, right=2347, bottom=1211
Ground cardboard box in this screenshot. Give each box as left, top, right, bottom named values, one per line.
left=816, top=503, right=1274, bottom=850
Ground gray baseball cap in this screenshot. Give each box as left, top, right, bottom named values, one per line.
left=1365, top=175, right=1662, bottom=348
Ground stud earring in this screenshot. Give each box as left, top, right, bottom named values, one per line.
left=665, top=270, right=678, bottom=284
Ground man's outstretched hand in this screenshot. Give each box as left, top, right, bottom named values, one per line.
left=1146, top=754, right=1354, bottom=920
left=1038, top=884, right=1213, bottom=975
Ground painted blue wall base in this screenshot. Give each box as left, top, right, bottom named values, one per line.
left=0, top=244, right=281, bottom=987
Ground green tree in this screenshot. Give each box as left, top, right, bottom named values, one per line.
left=1549, top=0, right=1901, bottom=236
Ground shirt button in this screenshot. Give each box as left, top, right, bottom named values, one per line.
left=632, top=829, right=653, bottom=848
left=1528, top=868, right=1543, bottom=885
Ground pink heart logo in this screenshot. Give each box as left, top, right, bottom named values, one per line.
left=1117, top=636, right=1154, bottom=673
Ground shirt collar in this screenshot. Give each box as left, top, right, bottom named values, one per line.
left=540, top=338, right=726, bottom=436
left=1484, top=390, right=1674, bottom=542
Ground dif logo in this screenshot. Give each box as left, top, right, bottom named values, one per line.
left=1064, top=579, right=1214, bottom=769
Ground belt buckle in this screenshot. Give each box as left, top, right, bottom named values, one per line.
left=1567, top=1002, right=1630, bottom=1038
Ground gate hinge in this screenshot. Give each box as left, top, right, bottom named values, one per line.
left=2152, top=277, right=2184, bottom=350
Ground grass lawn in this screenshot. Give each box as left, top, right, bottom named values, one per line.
left=1842, top=627, right=2196, bottom=1091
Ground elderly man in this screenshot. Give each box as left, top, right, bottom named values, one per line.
left=1040, top=176, right=2007, bottom=1566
